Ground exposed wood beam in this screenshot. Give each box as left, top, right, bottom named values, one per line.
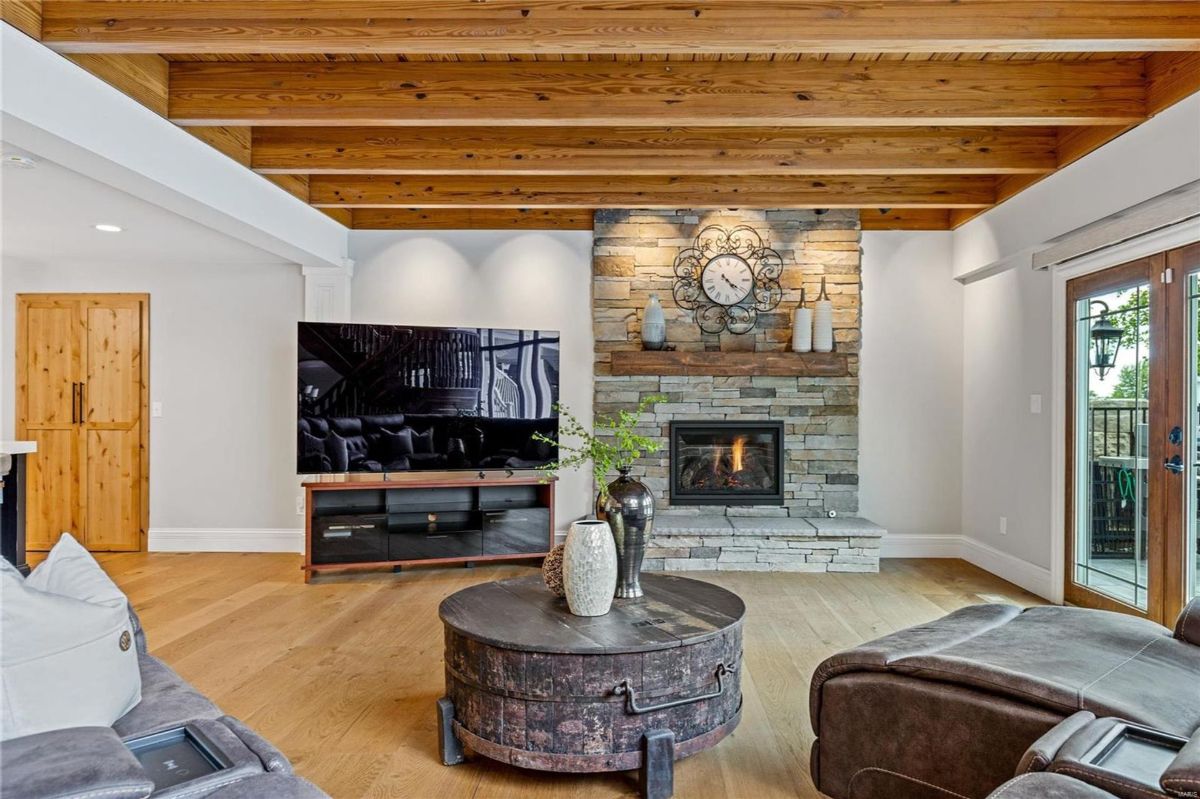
left=250, top=126, right=1057, bottom=177
left=351, top=208, right=595, bottom=231
left=168, top=59, right=1147, bottom=128
left=186, top=126, right=251, bottom=166
left=67, top=53, right=169, bottom=116
left=309, top=174, right=995, bottom=209
left=1, top=0, right=41, bottom=39
left=950, top=51, right=1200, bottom=229
left=40, top=1, right=1200, bottom=54
left=319, top=207, right=353, bottom=227
left=264, top=173, right=309, bottom=202
left=1146, top=51, right=1200, bottom=114
left=860, top=209, right=952, bottom=231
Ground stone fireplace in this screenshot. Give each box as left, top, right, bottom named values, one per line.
left=592, top=208, right=884, bottom=573
left=669, top=421, right=785, bottom=506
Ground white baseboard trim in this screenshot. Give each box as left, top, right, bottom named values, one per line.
left=149, top=528, right=304, bottom=554
left=880, top=534, right=964, bottom=559
left=959, top=537, right=1055, bottom=600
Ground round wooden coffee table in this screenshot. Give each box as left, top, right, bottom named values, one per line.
left=437, top=573, right=745, bottom=799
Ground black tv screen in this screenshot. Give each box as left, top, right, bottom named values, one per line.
left=297, top=322, right=560, bottom=474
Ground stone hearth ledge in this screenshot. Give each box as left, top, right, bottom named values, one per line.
left=645, top=512, right=884, bottom=573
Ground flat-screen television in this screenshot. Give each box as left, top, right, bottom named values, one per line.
left=297, top=322, right=559, bottom=474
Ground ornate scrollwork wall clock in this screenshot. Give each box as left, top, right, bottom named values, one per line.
left=671, top=225, right=784, bottom=334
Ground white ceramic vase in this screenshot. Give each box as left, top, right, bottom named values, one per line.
left=792, top=306, right=813, bottom=353
left=562, top=520, right=618, bottom=617
left=812, top=278, right=834, bottom=353
left=642, top=293, right=666, bottom=351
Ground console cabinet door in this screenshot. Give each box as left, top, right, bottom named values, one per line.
left=16, top=294, right=148, bottom=552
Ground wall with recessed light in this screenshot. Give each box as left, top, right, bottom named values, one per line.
left=349, top=229, right=597, bottom=531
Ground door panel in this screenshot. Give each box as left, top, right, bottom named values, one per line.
left=1067, top=245, right=1200, bottom=625
left=1067, top=259, right=1164, bottom=619
left=84, top=429, right=141, bottom=551
left=22, top=301, right=80, bottom=427
left=24, top=429, right=81, bottom=550
left=84, top=302, right=142, bottom=426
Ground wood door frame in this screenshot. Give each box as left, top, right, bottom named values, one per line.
left=1064, top=256, right=1166, bottom=621
left=15, top=293, right=150, bottom=551
left=1164, top=241, right=1200, bottom=622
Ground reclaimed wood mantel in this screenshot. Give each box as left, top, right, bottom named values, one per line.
left=610, top=350, right=850, bottom=378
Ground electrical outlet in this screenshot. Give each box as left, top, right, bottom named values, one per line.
left=1029, top=394, right=1043, bottom=415
left=295, top=495, right=306, bottom=516
left=999, top=516, right=1008, bottom=535
left=151, top=401, right=163, bottom=418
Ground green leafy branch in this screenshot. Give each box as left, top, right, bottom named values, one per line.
left=533, top=394, right=667, bottom=502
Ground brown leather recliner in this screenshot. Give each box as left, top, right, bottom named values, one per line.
left=810, top=598, right=1200, bottom=799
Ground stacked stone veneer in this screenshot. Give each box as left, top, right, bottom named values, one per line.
left=593, top=208, right=883, bottom=573
left=646, top=515, right=884, bottom=573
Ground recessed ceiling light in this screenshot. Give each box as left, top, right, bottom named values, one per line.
left=94, top=224, right=123, bottom=233
left=2, top=154, right=37, bottom=169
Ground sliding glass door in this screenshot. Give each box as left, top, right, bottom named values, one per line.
left=1067, top=243, right=1198, bottom=625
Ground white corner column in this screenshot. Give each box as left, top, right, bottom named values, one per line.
left=303, top=260, right=354, bottom=322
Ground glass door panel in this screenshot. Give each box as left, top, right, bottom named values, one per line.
left=1185, top=269, right=1200, bottom=604
left=1072, top=283, right=1151, bottom=610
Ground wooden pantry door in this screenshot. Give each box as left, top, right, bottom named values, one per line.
left=16, top=294, right=149, bottom=552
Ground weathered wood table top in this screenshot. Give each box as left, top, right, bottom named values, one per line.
left=438, top=573, right=746, bottom=655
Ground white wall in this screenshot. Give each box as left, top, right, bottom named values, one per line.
left=950, top=93, right=1200, bottom=599
left=349, top=230, right=595, bottom=531
left=1, top=257, right=304, bottom=539
left=860, top=232, right=964, bottom=555
left=954, top=95, right=1200, bottom=281
left=960, top=265, right=1056, bottom=593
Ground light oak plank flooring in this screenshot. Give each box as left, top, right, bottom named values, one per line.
left=94, top=554, right=1042, bottom=798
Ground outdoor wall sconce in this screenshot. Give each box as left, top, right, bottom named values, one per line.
left=1089, top=300, right=1124, bottom=380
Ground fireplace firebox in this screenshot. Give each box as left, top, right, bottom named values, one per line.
left=669, top=421, right=785, bottom=506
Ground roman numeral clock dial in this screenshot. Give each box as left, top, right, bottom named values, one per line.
left=671, top=224, right=785, bottom=335
left=702, top=254, right=754, bottom=306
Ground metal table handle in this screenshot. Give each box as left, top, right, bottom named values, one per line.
left=613, top=663, right=736, bottom=715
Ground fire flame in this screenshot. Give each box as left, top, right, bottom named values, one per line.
left=731, top=436, right=747, bottom=474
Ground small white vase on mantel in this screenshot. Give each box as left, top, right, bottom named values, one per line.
left=562, top=519, right=618, bottom=616
left=641, top=293, right=667, bottom=351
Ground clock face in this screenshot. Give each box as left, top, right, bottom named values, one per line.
left=701, top=254, right=754, bottom=306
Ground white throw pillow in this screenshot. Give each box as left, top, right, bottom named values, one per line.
left=1, top=534, right=142, bottom=741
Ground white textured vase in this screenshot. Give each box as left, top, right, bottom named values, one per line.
left=641, top=293, right=666, bottom=351
left=812, top=300, right=834, bottom=352
left=792, top=306, right=813, bottom=353
left=562, top=520, right=618, bottom=617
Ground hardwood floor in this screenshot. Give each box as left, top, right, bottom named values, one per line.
left=95, top=554, right=1042, bottom=798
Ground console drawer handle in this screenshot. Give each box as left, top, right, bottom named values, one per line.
left=613, top=663, right=735, bottom=715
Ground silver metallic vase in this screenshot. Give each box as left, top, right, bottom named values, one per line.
left=596, top=468, right=655, bottom=599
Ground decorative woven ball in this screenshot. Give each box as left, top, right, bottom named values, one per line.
left=542, top=544, right=567, bottom=598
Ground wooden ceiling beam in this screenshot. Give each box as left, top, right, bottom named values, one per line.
left=351, top=208, right=595, bottom=230
left=860, top=209, right=952, bottom=231
left=249, top=126, right=1058, bottom=177
left=1, top=0, right=42, bottom=39
left=308, top=174, right=995, bottom=209
left=40, top=1, right=1200, bottom=54
left=167, top=59, right=1147, bottom=127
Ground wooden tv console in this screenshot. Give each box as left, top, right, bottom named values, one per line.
left=303, top=474, right=555, bottom=582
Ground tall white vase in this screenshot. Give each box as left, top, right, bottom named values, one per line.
left=792, top=288, right=813, bottom=353
left=812, top=277, right=834, bottom=353
left=562, top=520, right=618, bottom=616
left=641, top=293, right=666, bottom=351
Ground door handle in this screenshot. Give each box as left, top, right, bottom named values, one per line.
left=1164, top=455, right=1185, bottom=474
left=78, top=382, right=85, bottom=424
left=70, top=382, right=78, bottom=424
